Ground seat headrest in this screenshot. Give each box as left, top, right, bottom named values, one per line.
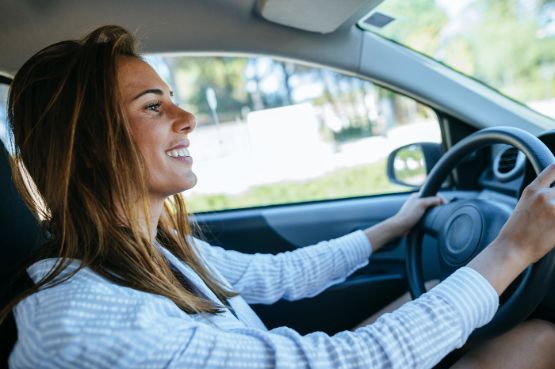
left=0, top=143, right=44, bottom=284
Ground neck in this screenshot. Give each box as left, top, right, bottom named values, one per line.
left=145, top=196, right=164, bottom=242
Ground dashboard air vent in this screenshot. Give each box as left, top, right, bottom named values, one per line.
left=493, top=146, right=525, bottom=182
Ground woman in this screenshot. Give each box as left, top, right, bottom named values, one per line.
left=2, top=25, right=554, bottom=369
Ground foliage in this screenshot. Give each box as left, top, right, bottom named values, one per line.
left=393, top=145, right=426, bottom=186
left=157, top=55, right=420, bottom=141
left=376, top=0, right=448, bottom=55
left=376, top=0, right=555, bottom=104
left=173, top=57, right=252, bottom=124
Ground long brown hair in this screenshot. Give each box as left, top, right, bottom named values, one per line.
left=1, top=25, right=236, bottom=321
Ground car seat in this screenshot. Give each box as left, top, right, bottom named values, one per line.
left=0, top=141, right=44, bottom=368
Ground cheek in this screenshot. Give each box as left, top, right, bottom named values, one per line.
left=139, top=140, right=165, bottom=178
left=127, top=115, right=162, bottom=157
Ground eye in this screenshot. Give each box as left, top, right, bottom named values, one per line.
left=145, top=101, right=162, bottom=113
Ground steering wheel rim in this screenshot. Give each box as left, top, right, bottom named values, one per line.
left=406, top=126, right=555, bottom=340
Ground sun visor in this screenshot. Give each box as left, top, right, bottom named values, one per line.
left=257, top=0, right=384, bottom=34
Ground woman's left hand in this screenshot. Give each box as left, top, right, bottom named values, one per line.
left=390, top=193, right=446, bottom=236
left=364, top=193, right=445, bottom=252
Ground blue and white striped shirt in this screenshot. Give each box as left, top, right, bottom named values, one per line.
left=10, top=231, right=499, bottom=368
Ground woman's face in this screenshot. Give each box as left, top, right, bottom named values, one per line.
left=117, top=57, right=197, bottom=201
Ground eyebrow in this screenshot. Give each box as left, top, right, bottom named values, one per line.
left=132, top=88, right=174, bottom=101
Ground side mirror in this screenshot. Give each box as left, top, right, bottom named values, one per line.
left=387, top=142, right=443, bottom=188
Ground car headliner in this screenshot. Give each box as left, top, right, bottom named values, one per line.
left=0, top=0, right=380, bottom=74
left=0, top=0, right=553, bottom=133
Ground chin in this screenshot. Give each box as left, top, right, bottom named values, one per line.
left=180, top=173, right=198, bottom=192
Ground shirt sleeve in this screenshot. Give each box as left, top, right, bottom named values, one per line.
left=12, top=267, right=499, bottom=369
left=193, top=230, right=373, bottom=304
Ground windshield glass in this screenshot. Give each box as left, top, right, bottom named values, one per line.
left=363, top=0, right=555, bottom=120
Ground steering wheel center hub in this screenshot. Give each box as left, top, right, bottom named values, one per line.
left=441, top=205, right=483, bottom=266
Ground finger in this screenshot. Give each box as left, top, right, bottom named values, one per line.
left=419, top=196, right=444, bottom=208
left=530, top=163, right=555, bottom=188
left=437, top=195, right=448, bottom=204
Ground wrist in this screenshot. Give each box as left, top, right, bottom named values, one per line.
left=492, top=235, right=535, bottom=267
left=467, top=238, right=530, bottom=295
left=364, top=218, right=404, bottom=252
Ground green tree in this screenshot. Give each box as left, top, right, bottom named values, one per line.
left=377, top=0, right=555, bottom=104
left=378, top=0, right=448, bottom=55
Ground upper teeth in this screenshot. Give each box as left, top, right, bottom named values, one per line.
left=166, top=148, right=190, bottom=158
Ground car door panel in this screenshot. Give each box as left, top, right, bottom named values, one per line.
left=194, top=193, right=414, bottom=334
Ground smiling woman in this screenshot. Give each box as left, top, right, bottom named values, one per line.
left=3, top=25, right=237, bottom=318
left=1, top=24, right=555, bottom=369
left=118, top=57, right=198, bottom=202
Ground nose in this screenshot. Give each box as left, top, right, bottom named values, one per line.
left=172, top=106, right=196, bottom=134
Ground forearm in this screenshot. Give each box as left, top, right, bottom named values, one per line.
left=467, top=239, right=530, bottom=296
left=364, top=218, right=404, bottom=253
left=197, top=232, right=372, bottom=304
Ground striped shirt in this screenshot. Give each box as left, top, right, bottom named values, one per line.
left=10, top=230, right=499, bottom=368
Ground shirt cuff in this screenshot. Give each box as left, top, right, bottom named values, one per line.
left=429, top=267, right=499, bottom=343
left=332, top=230, right=373, bottom=264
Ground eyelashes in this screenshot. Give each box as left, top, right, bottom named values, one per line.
left=144, top=98, right=182, bottom=115
left=145, top=100, right=162, bottom=113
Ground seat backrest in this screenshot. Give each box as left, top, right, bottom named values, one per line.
left=0, top=142, right=44, bottom=368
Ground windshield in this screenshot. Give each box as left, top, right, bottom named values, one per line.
left=362, top=0, right=555, bottom=120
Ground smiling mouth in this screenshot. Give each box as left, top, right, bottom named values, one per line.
left=166, top=147, right=191, bottom=158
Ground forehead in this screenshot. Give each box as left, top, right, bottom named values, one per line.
left=117, top=57, right=168, bottom=98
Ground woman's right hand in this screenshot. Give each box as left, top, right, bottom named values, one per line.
left=495, top=163, right=555, bottom=264
left=468, top=163, right=555, bottom=295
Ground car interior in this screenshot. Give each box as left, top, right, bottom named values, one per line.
left=0, top=1, right=554, bottom=368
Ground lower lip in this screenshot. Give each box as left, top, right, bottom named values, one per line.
left=169, top=156, right=193, bottom=164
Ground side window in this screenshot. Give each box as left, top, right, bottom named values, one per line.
left=0, top=81, right=11, bottom=151
left=147, top=56, right=441, bottom=213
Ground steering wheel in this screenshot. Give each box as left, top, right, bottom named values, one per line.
left=406, top=126, right=555, bottom=340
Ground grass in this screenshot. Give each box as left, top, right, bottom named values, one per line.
left=187, top=158, right=408, bottom=213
